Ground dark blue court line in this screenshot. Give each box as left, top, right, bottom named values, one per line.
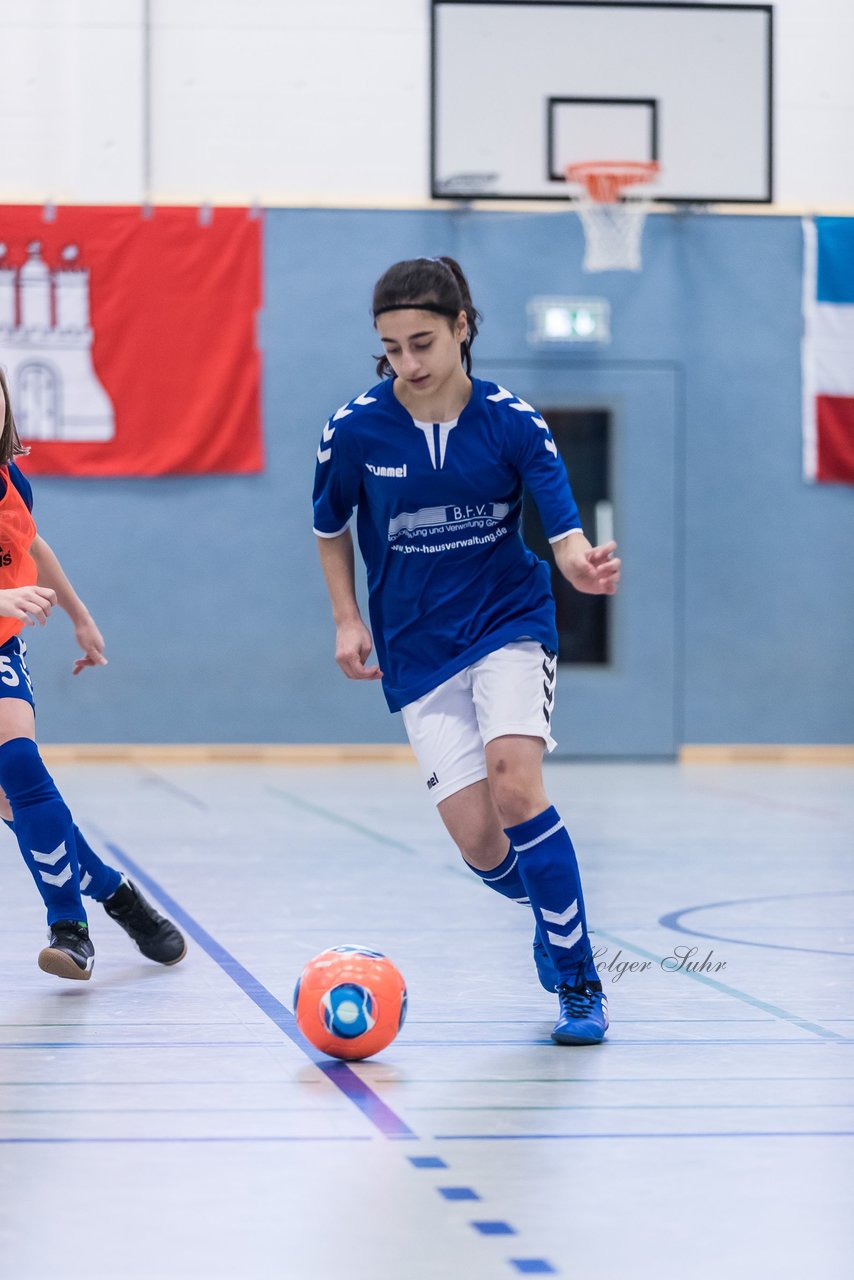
left=101, top=838, right=416, bottom=1140
left=141, top=770, right=210, bottom=811
left=0, top=1041, right=307, bottom=1049
left=382, top=1037, right=848, bottom=1046
left=268, top=787, right=417, bottom=854
left=659, top=889, right=854, bottom=958
left=5, top=1035, right=847, bottom=1050
left=435, top=1130, right=854, bottom=1141
left=0, top=1135, right=371, bottom=1145
left=100, top=838, right=558, bottom=1272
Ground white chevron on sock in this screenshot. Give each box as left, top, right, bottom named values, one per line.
left=546, top=922, right=583, bottom=951
left=32, top=841, right=67, bottom=867
left=540, top=900, right=578, bottom=927
left=40, top=863, right=73, bottom=888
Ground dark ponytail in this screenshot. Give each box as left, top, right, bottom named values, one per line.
left=372, top=256, right=481, bottom=379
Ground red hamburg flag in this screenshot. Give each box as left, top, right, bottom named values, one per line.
left=0, top=205, right=262, bottom=476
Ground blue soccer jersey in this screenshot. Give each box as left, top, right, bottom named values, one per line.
left=2, top=462, right=34, bottom=512
left=312, top=377, right=582, bottom=711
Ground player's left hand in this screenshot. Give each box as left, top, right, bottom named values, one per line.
left=567, top=540, right=621, bottom=595
left=72, top=616, right=108, bottom=676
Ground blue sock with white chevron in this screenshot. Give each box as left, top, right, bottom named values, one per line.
left=3, top=817, right=120, bottom=902
left=463, top=845, right=561, bottom=991
left=505, top=804, right=599, bottom=987
left=0, top=738, right=86, bottom=926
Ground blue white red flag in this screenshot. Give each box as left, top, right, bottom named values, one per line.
left=802, top=217, right=854, bottom=483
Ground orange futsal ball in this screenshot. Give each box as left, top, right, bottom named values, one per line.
left=293, top=945, right=408, bottom=1061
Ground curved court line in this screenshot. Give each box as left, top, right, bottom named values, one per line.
left=594, top=929, right=850, bottom=1042
left=658, top=889, right=854, bottom=958
left=99, top=836, right=416, bottom=1140
left=193, top=792, right=852, bottom=1042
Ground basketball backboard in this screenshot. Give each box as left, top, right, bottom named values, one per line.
left=431, top=1, right=773, bottom=203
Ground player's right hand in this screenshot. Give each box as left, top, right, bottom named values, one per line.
left=335, top=620, right=383, bottom=681
left=0, top=586, right=57, bottom=626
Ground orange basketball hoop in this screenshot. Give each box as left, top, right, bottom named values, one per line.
left=565, top=160, right=660, bottom=272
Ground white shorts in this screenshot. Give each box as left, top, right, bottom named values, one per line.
left=401, top=641, right=558, bottom=806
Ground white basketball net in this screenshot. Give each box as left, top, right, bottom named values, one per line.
left=566, top=163, right=659, bottom=273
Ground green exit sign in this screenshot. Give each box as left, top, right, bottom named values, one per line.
left=527, top=297, right=611, bottom=344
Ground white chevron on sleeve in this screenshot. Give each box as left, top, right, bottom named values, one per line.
left=486, top=385, right=514, bottom=403
left=352, top=392, right=377, bottom=406
left=317, top=420, right=335, bottom=463
left=540, top=900, right=579, bottom=927
left=40, top=864, right=73, bottom=888
left=546, top=922, right=583, bottom=951
left=32, top=841, right=68, bottom=867
left=544, top=437, right=557, bottom=456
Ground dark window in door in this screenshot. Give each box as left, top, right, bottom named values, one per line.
left=522, top=408, right=611, bottom=664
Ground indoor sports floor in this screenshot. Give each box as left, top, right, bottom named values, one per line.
left=1, top=759, right=851, bottom=1279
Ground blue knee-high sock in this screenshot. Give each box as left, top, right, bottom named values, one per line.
left=463, top=844, right=530, bottom=905
left=0, top=738, right=86, bottom=926
left=3, top=817, right=120, bottom=902
left=505, top=805, right=599, bottom=987
left=464, top=845, right=563, bottom=990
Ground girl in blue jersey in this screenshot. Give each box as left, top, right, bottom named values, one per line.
left=0, top=368, right=186, bottom=980
left=313, top=257, right=620, bottom=1044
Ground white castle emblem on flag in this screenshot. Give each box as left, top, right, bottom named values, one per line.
left=0, top=240, right=115, bottom=442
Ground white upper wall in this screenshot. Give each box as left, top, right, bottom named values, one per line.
left=0, top=0, right=851, bottom=209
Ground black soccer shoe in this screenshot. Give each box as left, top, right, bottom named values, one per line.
left=103, top=877, right=187, bottom=965
left=38, top=920, right=95, bottom=981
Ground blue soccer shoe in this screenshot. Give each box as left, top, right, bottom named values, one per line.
left=551, top=980, right=609, bottom=1046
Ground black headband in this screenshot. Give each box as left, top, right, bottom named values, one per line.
left=373, top=301, right=461, bottom=319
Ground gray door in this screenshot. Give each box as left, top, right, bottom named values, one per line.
left=477, top=364, right=678, bottom=756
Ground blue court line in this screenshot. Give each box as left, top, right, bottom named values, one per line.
left=268, top=787, right=417, bottom=854
left=141, top=770, right=210, bottom=811
left=595, top=929, right=850, bottom=1042
left=0, top=1041, right=307, bottom=1050
left=0, top=1135, right=372, bottom=1145
left=100, top=838, right=416, bottom=1140
left=387, top=1037, right=849, bottom=1048
left=409, top=1159, right=553, bottom=1272
left=6, top=1036, right=845, bottom=1050
left=434, top=1130, right=854, bottom=1141
left=3, top=1106, right=365, bottom=1115
left=6, top=1074, right=852, bottom=1086
left=658, top=889, right=854, bottom=959
left=411, top=1103, right=854, bottom=1112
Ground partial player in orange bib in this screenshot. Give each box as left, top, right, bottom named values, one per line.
left=0, top=367, right=187, bottom=981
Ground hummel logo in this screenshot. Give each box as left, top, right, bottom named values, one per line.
left=366, top=462, right=408, bottom=478
left=426, top=771, right=439, bottom=790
